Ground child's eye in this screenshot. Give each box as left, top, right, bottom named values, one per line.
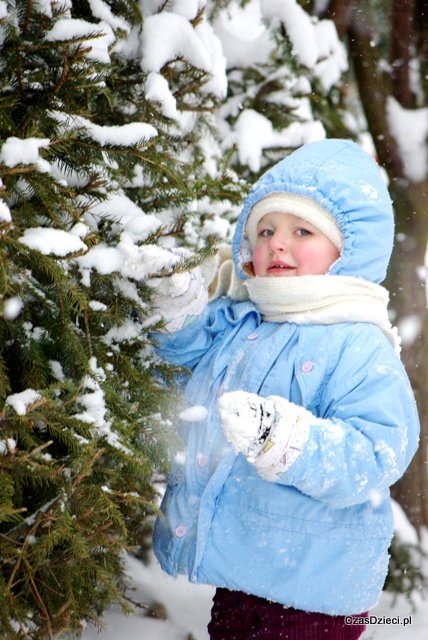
left=259, top=228, right=274, bottom=237
left=296, top=228, right=311, bottom=237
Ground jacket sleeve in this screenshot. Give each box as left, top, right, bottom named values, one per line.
left=154, top=297, right=259, bottom=372
left=257, top=335, right=420, bottom=509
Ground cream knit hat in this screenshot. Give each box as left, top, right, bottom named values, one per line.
left=245, top=192, right=344, bottom=251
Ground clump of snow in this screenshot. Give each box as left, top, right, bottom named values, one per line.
left=87, top=121, right=158, bottom=147
left=218, top=390, right=261, bottom=453
left=195, top=21, right=228, bottom=99
left=0, top=438, right=17, bottom=455
left=0, top=0, right=9, bottom=20
left=80, top=191, right=161, bottom=238
left=387, top=97, right=428, bottom=182
left=179, top=405, right=208, bottom=422
left=0, top=137, right=50, bottom=168
left=89, top=300, right=108, bottom=312
left=167, top=0, right=201, bottom=20
left=19, top=228, right=87, bottom=256
left=3, top=296, right=23, bottom=320
left=6, top=389, right=42, bottom=416
left=213, top=0, right=271, bottom=68
left=233, top=109, right=325, bottom=172
left=49, top=360, right=66, bottom=381
left=263, top=0, right=319, bottom=69
left=50, top=111, right=158, bottom=146
left=141, top=13, right=212, bottom=73
left=145, top=72, right=179, bottom=120
left=77, top=245, right=124, bottom=285
left=398, top=315, right=422, bottom=346
left=77, top=242, right=187, bottom=288
left=0, top=198, right=12, bottom=222
left=313, top=18, right=348, bottom=91
left=73, top=357, right=130, bottom=452
left=88, top=0, right=131, bottom=33
left=44, top=18, right=115, bottom=64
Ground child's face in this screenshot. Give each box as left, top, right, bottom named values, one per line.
left=252, top=211, right=340, bottom=277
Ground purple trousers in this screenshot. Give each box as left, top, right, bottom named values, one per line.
left=208, top=589, right=367, bottom=640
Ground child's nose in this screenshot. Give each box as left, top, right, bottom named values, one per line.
left=268, top=232, right=288, bottom=251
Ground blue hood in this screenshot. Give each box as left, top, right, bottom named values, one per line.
left=232, top=139, right=394, bottom=285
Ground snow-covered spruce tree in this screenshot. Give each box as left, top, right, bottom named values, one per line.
left=0, top=0, right=244, bottom=637
left=210, top=0, right=353, bottom=182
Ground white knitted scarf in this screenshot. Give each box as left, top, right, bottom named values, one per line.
left=245, top=275, right=401, bottom=353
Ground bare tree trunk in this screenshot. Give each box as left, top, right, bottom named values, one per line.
left=387, top=184, right=428, bottom=530
left=347, top=1, right=405, bottom=178
left=390, top=0, right=416, bottom=108
left=415, top=0, right=428, bottom=103
left=319, top=0, right=354, bottom=37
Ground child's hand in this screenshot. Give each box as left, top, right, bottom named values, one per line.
left=150, top=248, right=208, bottom=333
left=218, top=390, right=275, bottom=461
left=219, top=391, right=312, bottom=476
left=147, top=247, right=194, bottom=298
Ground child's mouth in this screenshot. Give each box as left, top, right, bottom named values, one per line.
left=267, top=262, right=295, bottom=274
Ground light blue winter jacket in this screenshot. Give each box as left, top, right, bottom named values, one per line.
left=152, top=139, right=420, bottom=615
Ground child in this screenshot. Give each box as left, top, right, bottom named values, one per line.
left=151, top=139, right=420, bottom=639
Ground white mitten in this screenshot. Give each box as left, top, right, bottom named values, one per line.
left=149, top=248, right=208, bottom=333
left=200, top=244, right=248, bottom=302
left=218, top=390, right=275, bottom=461
left=219, top=391, right=312, bottom=476
left=147, top=247, right=194, bottom=297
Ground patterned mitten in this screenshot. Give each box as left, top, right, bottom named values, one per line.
left=219, top=390, right=312, bottom=475
left=218, top=390, right=276, bottom=461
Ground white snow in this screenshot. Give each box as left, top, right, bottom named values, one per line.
left=179, top=405, right=208, bottom=422
left=263, top=0, right=319, bottom=69
left=0, top=438, right=17, bottom=455
left=0, top=0, right=9, bottom=20
left=391, top=500, right=420, bottom=545
left=86, top=121, right=157, bottom=147
left=0, top=136, right=50, bottom=168
left=50, top=110, right=158, bottom=146
left=3, top=296, right=23, bottom=320
left=234, top=109, right=326, bottom=172
left=88, top=0, right=130, bottom=33
left=6, top=389, right=42, bottom=416
left=44, top=18, right=115, bottom=64
left=145, top=72, right=179, bottom=120
left=141, top=13, right=213, bottom=74
left=387, top=97, right=428, bottom=182
left=398, top=315, right=422, bottom=346
left=0, top=198, right=11, bottom=222
left=213, top=0, right=272, bottom=68
left=19, top=227, right=87, bottom=256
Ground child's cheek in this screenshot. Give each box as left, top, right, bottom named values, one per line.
left=252, top=244, right=266, bottom=277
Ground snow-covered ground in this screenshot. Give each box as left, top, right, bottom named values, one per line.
left=81, top=551, right=427, bottom=640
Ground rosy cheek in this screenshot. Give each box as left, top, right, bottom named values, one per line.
left=252, top=245, right=265, bottom=276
